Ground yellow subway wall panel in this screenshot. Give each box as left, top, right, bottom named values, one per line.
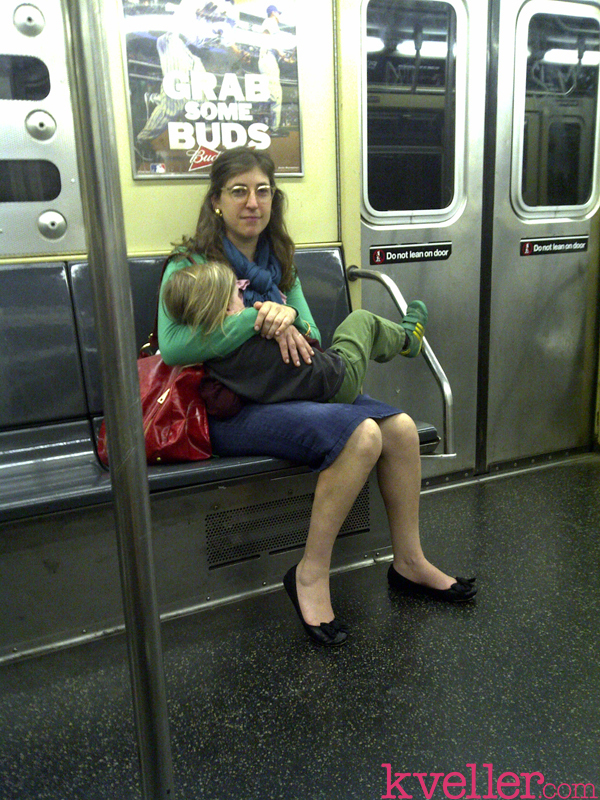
left=105, top=0, right=339, bottom=256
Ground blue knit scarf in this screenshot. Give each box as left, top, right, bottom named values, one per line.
left=222, top=235, right=285, bottom=307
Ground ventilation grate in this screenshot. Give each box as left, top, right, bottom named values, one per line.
left=206, top=483, right=370, bottom=568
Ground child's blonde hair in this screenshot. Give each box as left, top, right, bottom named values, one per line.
left=163, top=260, right=238, bottom=334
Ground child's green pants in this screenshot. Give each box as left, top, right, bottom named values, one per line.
left=329, top=310, right=407, bottom=404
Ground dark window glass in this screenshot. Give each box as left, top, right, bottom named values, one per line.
left=365, top=0, right=457, bottom=213
left=521, top=13, right=599, bottom=207
left=547, top=121, right=582, bottom=205
left=0, top=55, right=50, bottom=100
left=0, top=160, right=61, bottom=202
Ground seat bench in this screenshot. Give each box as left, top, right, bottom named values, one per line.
left=0, top=248, right=442, bottom=662
left=0, top=249, right=439, bottom=523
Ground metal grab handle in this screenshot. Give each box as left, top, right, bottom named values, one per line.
left=347, top=266, right=456, bottom=458
left=61, top=0, right=175, bottom=796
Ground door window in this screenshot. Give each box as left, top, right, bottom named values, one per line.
left=0, top=55, right=50, bottom=100
left=0, top=160, right=61, bottom=202
left=514, top=2, right=600, bottom=215
left=362, top=0, right=465, bottom=222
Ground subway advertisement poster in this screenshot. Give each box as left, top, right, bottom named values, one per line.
left=121, top=0, right=302, bottom=178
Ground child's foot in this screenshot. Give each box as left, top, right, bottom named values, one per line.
left=400, top=301, right=428, bottom=357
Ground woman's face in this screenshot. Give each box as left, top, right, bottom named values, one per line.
left=212, top=166, right=274, bottom=254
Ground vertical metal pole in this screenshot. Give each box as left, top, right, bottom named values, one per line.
left=60, top=1, right=175, bottom=797
left=331, top=0, right=343, bottom=244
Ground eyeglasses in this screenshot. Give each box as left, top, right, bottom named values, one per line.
left=223, top=184, right=275, bottom=202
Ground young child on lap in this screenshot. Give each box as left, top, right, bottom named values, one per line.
left=162, top=260, right=428, bottom=406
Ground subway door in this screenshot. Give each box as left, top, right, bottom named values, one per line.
left=486, top=0, right=600, bottom=468
left=338, top=0, right=489, bottom=480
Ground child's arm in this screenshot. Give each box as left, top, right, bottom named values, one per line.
left=158, top=259, right=260, bottom=366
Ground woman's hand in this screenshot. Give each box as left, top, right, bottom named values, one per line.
left=276, top=326, right=314, bottom=366
left=253, top=301, right=313, bottom=366
left=253, top=301, right=297, bottom=339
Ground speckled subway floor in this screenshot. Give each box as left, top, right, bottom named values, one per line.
left=1, top=456, right=599, bottom=800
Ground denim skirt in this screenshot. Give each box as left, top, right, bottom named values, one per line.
left=207, top=394, right=402, bottom=471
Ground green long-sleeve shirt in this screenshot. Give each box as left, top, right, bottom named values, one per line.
left=157, top=254, right=321, bottom=366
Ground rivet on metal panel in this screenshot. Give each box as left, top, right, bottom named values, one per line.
left=37, top=210, right=67, bottom=240
left=13, top=4, right=45, bottom=36
left=26, top=110, right=56, bottom=141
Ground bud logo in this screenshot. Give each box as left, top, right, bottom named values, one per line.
left=189, top=145, right=220, bottom=171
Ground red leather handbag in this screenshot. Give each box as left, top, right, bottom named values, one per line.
left=97, top=354, right=212, bottom=465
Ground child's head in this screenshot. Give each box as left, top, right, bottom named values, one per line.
left=163, top=260, right=238, bottom=334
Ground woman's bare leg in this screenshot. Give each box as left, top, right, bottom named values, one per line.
left=295, top=419, right=382, bottom=626
left=376, top=414, right=455, bottom=590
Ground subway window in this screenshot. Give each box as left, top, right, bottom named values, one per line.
left=363, top=0, right=461, bottom=219
left=0, top=55, right=50, bottom=100
left=0, top=160, right=61, bottom=202
left=516, top=7, right=600, bottom=211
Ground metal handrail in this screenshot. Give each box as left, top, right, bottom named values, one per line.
left=61, top=0, right=175, bottom=797
left=347, top=266, right=456, bottom=458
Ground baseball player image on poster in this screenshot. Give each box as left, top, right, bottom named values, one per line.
left=121, top=0, right=302, bottom=178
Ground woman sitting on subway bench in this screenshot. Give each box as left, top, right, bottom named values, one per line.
left=157, top=146, right=477, bottom=647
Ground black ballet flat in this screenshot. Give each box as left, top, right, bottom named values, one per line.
left=387, top=564, right=477, bottom=603
left=283, top=565, right=348, bottom=647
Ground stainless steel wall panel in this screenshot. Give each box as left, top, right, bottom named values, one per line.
left=0, top=0, right=85, bottom=257
left=486, top=0, right=600, bottom=465
left=487, top=220, right=599, bottom=463
left=359, top=222, right=483, bottom=479
left=357, top=0, right=489, bottom=479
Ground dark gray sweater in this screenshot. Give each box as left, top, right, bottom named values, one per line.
left=207, top=336, right=346, bottom=404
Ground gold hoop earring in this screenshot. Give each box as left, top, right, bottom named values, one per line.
left=215, top=208, right=223, bottom=218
